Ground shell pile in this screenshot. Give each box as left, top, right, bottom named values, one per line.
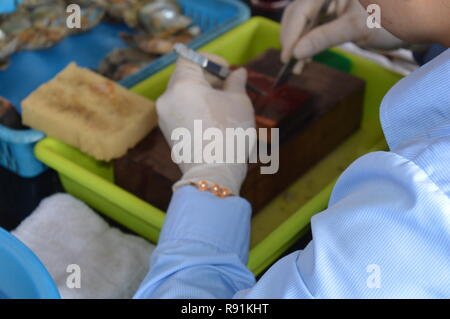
left=0, top=0, right=200, bottom=79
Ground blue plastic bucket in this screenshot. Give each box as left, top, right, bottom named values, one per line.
left=120, top=0, right=250, bottom=87
left=0, top=228, right=60, bottom=299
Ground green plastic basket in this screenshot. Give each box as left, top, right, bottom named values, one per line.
left=35, top=17, right=403, bottom=275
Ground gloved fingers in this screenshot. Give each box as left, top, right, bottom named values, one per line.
left=326, top=0, right=336, bottom=15
left=158, top=56, right=210, bottom=125
left=335, top=0, right=351, bottom=16
left=199, top=52, right=229, bottom=68
left=280, top=0, right=296, bottom=34
left=280, top=0, right=298, bottom=50
left=223, top=68, right=248, bottom=94
left=280, top=0, right=326, bottom=63
left=356, top=28, right=405, bottom=50
left=292, top=12, right=363, bottom=61
left=281, top=11, right=308, bottom=63
left=328, top=0, right=350, bottom=16
left=168, top=56, right=210, bottom=89
left=199, top=52, right=230, bottom=88
left=292, top=60, right=306, bottom=75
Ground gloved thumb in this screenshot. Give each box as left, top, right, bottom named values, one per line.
left=224, top=68, right=247, bottom=94
left=199, top=52, right=230, bottom=88
left=168, top=56, right=209, bottom=88
left=292, top=11, right=365, bottom=61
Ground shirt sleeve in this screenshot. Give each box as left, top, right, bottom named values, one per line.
left=236, top=49, right=450, bottom=298
left=133, top=186, right=256, bottom=299
left=235, top=150, right=450, bottom=298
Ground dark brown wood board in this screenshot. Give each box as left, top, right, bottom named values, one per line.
left=241, top=49, right=365, bottom=212
left=114, top=49, right=365, bottom=214
left=0, top=97, right=25, bottom=130
left=114, top=128, right=181, bottom=211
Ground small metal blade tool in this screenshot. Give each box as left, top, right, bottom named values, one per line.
left=174, top=43, right=267, bottom=95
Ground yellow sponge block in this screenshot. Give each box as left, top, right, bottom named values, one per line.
left=22, top=63, right=157, bottom=161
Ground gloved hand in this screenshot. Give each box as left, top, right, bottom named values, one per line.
left=281, top=0, right=405, bottom=74
left=157, top=54, right=255, bottom=196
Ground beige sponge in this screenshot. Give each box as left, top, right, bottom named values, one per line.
left=22, top=63, right=157, bottom=161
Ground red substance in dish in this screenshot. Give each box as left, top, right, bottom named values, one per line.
left=246, top=70, right=311, bottom=128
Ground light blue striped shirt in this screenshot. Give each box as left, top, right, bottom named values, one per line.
left=135, top=49, right=450, bottom=299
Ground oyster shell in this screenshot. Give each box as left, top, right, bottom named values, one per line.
left=0, top=0, right=68, bottom=50
left=120, top=29, right=194, bottom=55
left=98, top=48, right=155, bottom=81
left=64, top=0, right=106, bottom=33
left=139, top=0, right=191, bottom=35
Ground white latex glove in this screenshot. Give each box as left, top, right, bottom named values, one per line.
left=281, top=0, right=405, bottom=74
left=157, top=54, right=255, bottom=196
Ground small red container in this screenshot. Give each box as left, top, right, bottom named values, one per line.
left=250, top=0, right=291, bottom=21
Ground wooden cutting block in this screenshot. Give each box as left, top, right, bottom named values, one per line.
left=246, top=69, right=314, bottom=143
left=114, top=128, right=180, bottom=211
left=240, top=49, right=365, bottom=212
left=114, top=49, right=365, bottom=214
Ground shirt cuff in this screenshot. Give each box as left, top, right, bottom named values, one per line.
left=158, top=185, right=252, bottom=263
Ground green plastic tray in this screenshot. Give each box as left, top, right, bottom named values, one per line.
left=35, top=17, right=403, bottom=275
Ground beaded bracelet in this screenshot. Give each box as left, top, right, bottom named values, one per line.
left=191, top=180, right=233, bottom=198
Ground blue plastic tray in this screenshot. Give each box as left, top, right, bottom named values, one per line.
left=120, top=0, right=250, bottom=87
left=0, top=227, right=60, bottom=299
left=0, top=0, right=250, bottom=178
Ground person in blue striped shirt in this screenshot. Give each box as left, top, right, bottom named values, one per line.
left=134, top=0, right=449, bottom=299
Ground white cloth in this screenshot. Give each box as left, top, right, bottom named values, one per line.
left=338, top=43, right=418, bottom=75
left=12, top=193, right=155, bottom=299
